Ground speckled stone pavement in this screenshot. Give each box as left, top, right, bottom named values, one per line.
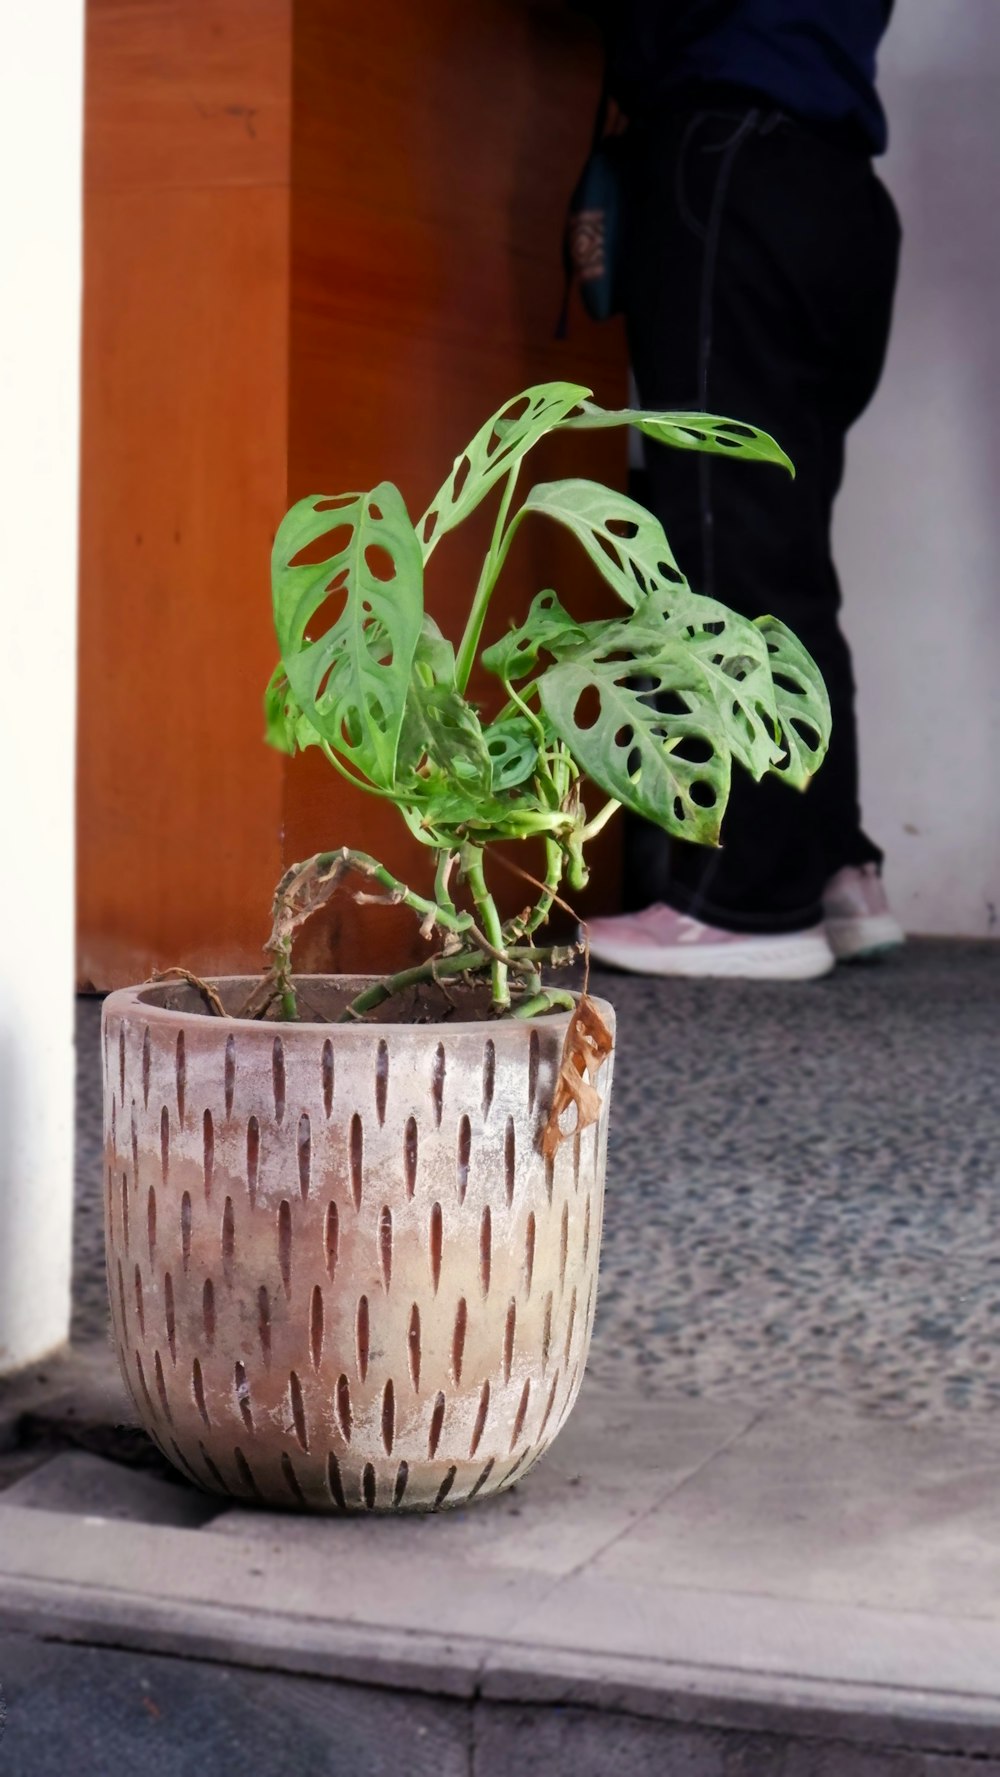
left=73, top=941, right=1000, bottom=1426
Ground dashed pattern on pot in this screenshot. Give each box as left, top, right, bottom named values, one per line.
left=103, top=982, right=614, bottom=1512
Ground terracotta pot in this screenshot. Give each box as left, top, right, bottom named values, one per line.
left=101, top=977, right=614, bottom=1512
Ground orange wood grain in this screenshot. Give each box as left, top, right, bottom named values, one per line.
left=282, top=0, right=627, bottom=975
left=78, top=0, right=627, bottom=988
left=77, top=0, right=292, bottom=987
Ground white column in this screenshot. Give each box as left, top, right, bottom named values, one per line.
left=0, top=4, right=84, bottom=1370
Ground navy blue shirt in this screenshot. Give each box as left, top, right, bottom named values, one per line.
left=605, top=1, right=894, bottom=153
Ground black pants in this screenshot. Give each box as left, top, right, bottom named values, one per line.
left=620, top=99, right=901, bottom=933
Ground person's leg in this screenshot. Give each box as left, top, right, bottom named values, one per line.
left=619, top=111, right=900, bottom=933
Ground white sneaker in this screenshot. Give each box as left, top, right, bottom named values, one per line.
left=587, top=902, right=834, bottom=981
left=823, top=864, right=905, bottom=962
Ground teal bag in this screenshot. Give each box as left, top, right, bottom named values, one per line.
left=558, top=88, right=627, bottom=332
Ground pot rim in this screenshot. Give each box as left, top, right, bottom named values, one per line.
left=101, top=975, right=615, bottom=1038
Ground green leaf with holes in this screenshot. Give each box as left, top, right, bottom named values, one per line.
left=481, top=714, right=542, bottom=791
left=418, top=382, right=591, bottom=560
left=482, top=589, right=614, bottom=683
left=537, top=641, right=732, bottom=846
left=397, top=679, right=494, bottom=797
left=624, top=598, right=783, bottom=781
left=754, top=615, right=831, bottom=787
left=271, top=484, right=423, bottom=788
left=561, top=402, right=794, bottom=475
left=518, top=481, right=693, bottom=612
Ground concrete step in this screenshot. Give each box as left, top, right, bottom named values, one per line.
left=2, top=1380, right=1000, bottom=1770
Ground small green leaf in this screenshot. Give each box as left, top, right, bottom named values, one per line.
left=413, top=615, right=457, bottom=688
left=754, top=615, right=831, bottom=787
left=263, top=664, right=324, bottom=756
left=562, top=402, right=794, bottom=475
left=418, top=382, right=591, bottom=559
left=481, top=715, right=541, bottom=790
left=271, top=484, right=423, bottom=788
left=518, top=480, right=691, bottom=611
left=482, top=589, right=610, bottom=682
left=400, top=783, right=532, bottom=848
left=537, top=640, right=732, bottom=846
left=398, top=680, right=494, bottom=796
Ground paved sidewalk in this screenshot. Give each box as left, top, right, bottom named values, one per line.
left=1, top=942, right=998, bottom=1772
left=4, top=1377, right=1000, bottom=1771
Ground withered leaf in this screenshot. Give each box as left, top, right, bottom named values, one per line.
left=542, top=992, right=614, bottom=1160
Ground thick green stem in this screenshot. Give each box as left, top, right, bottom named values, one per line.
left=525, top=837, right=564, bottom=938
left=581, top=797, right=621, bottom=842
left=510, top=988, right=577, bottom=1019
left=455, top=466, right=522, bottom=694
left=462, top=846, right=510, bottom=1011
left=338, top=946, right=489, bottom=1022
left=337, top=938, right=574, bottom=1024
left=433, top=849, right=460, bottom=919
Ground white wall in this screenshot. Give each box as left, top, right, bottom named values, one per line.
left=0, top=7, right=83, bottom=1369
left=836, top=2, right=1000, bottom=937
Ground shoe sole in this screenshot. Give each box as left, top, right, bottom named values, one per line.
left=588, top=930, right=835, bottom=982
left=825, top=914, right=905, bottom=964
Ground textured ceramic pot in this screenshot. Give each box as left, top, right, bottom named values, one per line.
left=102, top=977, right=614, bottom=1512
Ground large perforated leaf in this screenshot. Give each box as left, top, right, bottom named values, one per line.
left=519, top=481, right=692, bottom=612
left=418, top=383, right=590, bottom=560
left=632, top=598, right=784, bottom=781
left=561, top=402, right=794, bottom=474
left=537, top=642, right=733, bottom=846
left=755, top=615, right=831, bottom=787
left=271, top=484, right=423, bottom=787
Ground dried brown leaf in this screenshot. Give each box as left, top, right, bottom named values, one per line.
left=542, top=992, right=614, bottom=1159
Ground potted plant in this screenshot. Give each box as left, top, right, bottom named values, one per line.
left=102, top=382, right=828, bottom=1512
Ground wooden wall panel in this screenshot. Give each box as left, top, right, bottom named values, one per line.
left=77, top=0, right=292, bottom=987
left=78, top=0, right=627, bottom=988
left=282, top=0, right=628, bottom=975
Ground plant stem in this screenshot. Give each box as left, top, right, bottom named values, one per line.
left=455, top=465, right=521, bottom=694
left=337, top=947, right=488, bottom=1022
left=286, top=850, right=476, bottom=942
left=336, top=938, right=574, bottom=1024
left=500, top=673, right=547, bottom=746
left=268, top=934, right=298, bottom=1021
left=262, top=847, right=480, bottom=1021
left=433, top=849, right=460, bottom=919
left=462, top=846, right=510, bottom=1011
left=510, top=988, right=577, bottom=1019
left=318, top=741, right=412, bottom=807
left=581, top=797, right=622, bottom=842
left=504, top=837, right=564, bottom=943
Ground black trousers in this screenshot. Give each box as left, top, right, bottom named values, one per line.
left=620, top=99, right=901, bottom=933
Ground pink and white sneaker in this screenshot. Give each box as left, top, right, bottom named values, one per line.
left=822, top=864, right=905, bottom=962
left=586, top=902, right=834, bottom=981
